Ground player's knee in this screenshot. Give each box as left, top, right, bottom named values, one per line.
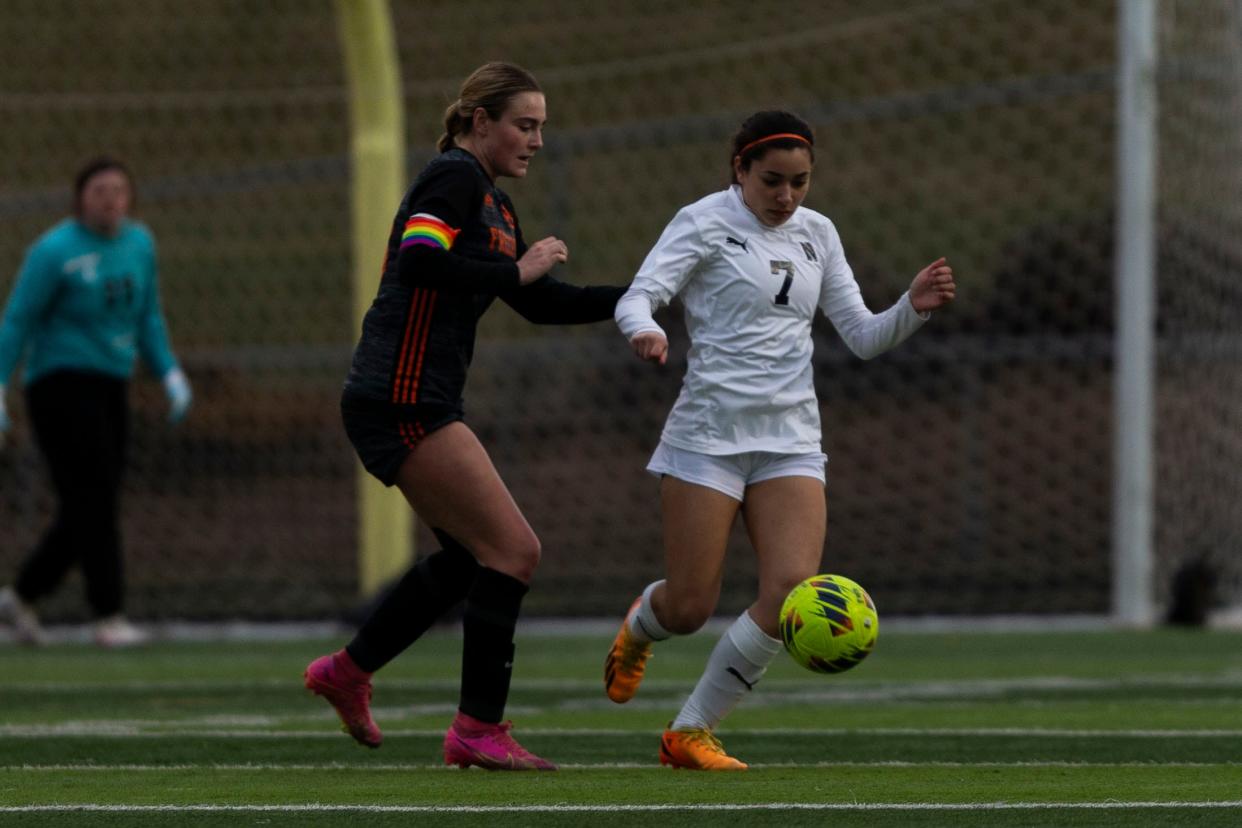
left=475, top=532, right=541, bottom=583
left=766, top=572, right=809, bottom=607
left=510, top=535, right=542, bottom=582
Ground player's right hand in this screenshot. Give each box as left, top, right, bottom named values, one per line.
left=630, top=331, right=668, bottom=365
left=516, top=236, right=569, bottom=285
left=162, top=368, right=192, bottom=424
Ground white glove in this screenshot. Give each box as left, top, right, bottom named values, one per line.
left=162, top=368, right=192, bottom=424
left=0, top=385, right=9, bottom=448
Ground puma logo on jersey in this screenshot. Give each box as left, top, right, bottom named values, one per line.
left=725, top=236, right=749, bottom=252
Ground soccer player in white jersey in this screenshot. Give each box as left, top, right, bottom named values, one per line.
left=605, top=110, right=956, bottom=770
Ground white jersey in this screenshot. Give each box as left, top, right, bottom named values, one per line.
left=615, top=185, right=927, bottom=455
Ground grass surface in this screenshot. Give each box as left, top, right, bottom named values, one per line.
left=1, top=627, right=1240, bottom=826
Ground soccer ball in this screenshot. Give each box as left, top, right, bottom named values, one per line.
left=779, top=574, right=878, bottom=674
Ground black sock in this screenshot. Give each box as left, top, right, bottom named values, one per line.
left=346, top=529, right=479, bottom=673
left=458, top=566, right=528, bottom=723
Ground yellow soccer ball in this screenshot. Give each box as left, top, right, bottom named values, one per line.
left=779, top=574, right=878, bottom=674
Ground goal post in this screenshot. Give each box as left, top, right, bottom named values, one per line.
left=334, top=0, right=411, bottom=597
left=1112, top=0, right=1159, bottom=627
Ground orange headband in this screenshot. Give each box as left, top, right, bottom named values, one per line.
left=735, top=132, right=812, bottom=158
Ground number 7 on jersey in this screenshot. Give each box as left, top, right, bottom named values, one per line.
left=770, top=260, right=794, bottom=306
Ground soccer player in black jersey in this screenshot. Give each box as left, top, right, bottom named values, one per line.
left=304, top=62, right=624, bottom=770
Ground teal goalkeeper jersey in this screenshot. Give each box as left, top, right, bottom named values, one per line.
left=0, top=218, right=179, bottom=386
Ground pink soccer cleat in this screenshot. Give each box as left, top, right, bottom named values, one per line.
left=443, top=711, right=557, bottom=771
left=303, top=649, right=383, bottom=748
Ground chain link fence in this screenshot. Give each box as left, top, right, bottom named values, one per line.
left=0, top=0, right=1237, bottom=621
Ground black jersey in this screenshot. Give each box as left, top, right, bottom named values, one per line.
left=344, top=148, right=623, bottom=408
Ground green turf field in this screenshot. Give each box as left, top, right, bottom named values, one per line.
left=1, top=626, right=1240, bottom=826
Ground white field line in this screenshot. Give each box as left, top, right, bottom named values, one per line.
left=4, top=610, right=1240, bottom=643
left=5, top=683, right=1241, bottom=723
left=2, top=802, right=1242, bottom=814
left=4, top=760, right=1240, bottom=771
left=7, top=674, right=1242, bottom=693
left=3, top=724, right=1242, bottom=738
left=6, top=699, right=1236, bottom=735
left=3, top=692, right=1238, bottom=733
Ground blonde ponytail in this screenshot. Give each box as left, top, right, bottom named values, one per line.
left=438, top=99, right=469, bottom=152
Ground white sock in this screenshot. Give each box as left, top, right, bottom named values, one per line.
left=627, top=580, right=671, bottom=644
left=670, top=609, right=781, bottom=731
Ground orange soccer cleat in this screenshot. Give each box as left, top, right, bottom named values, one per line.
left=604, top=597, right=652, bottom=703
left=659, top=727, right=748, bottom=771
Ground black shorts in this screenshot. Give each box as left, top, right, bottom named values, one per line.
left=340, top=393, right=463, bottom=486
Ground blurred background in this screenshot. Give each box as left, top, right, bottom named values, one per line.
left=0, top=0, right=1238, bottom=623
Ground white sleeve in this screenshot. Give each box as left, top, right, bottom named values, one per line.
left=817, top=226, right=928, bottom=360
left=615, top=207, right=706, bottom=340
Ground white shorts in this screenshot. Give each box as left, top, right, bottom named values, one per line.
left=646, top=440, right=827, bottom=502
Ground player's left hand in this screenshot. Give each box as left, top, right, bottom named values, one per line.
left=908, top=256, right=956, bottom=313
left=0, top=386, right=10, bottom=449
left=517, top=236, right=569, bottom=285
left=162, top=367, right=192, bottom=424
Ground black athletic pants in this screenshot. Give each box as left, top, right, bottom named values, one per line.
left=15, top=370, right=129, bottom=618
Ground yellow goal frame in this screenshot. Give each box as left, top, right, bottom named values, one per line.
left=335, top=0, right=411, bottom=596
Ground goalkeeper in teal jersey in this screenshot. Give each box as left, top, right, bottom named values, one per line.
left=0, top=157, right=191, bottom=647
